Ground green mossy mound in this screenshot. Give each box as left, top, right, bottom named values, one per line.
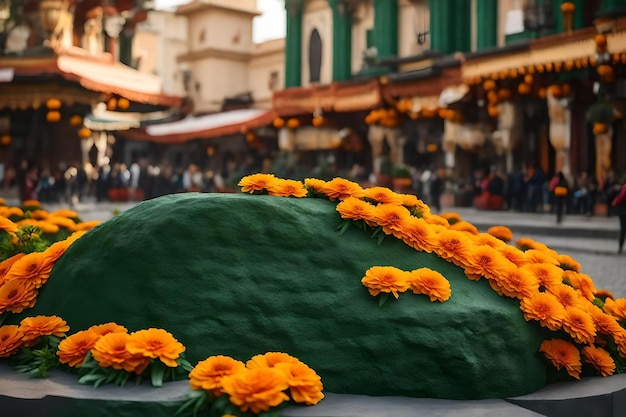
left=24, top=193, right=547, bottom=399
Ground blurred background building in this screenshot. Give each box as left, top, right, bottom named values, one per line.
left=2, top=0, right=626, bottom=212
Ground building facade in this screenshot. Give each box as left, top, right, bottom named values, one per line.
left=273, top=0, right=626, bottom=210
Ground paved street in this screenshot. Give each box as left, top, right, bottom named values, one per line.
left=6, top=195, right=626, bottom=299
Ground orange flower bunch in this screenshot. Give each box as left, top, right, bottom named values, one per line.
left=58, top=324, right=185, bottom=376
left=240, top=174, right=626, bottom=381
left=189, top=351, right=324, bottom=415
left=5, top=320, right=68, bottom=379
left=487, top=225, right=513, bottom=242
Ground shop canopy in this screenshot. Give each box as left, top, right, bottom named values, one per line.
left=123, top=108, right=277, bottom=144
left=0, top=47, right=182, bottom=108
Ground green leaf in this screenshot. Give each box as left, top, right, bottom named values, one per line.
left=378, top=293, right=390, bottom=307
left=78, top=373, right=105, bottom=384
left=151, top=361, right=165, bottom=387
left=337, top=220, right=351, bottom=235
left=377, top=233, right=385, bottom=245
left=177, top=358, right=194, bottom=372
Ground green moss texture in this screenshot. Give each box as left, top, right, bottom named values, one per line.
left=24, top=193, right=548, bottom=399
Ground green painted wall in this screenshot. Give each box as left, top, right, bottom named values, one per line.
left=476, top=0, right=498, bottom=50
left=429, top=0, right=470, bottom=53
left=452, top=0, right=471, bottom=52
left=285, top=0, right=303, bottom=88
left=328, top=0, right=353, bottom=81
left=373, top=0, right=398, bottom=58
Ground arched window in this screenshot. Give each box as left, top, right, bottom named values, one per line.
left=309, top=28, right=322, bottom=83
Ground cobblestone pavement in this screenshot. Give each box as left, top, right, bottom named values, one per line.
left=10, top=197, right=626, bottom=299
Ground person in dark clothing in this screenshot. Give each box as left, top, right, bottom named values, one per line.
left=612, top=183, right=626, bottom=254
left=429, top=168, right=445, bottom=213
left=550, top=172, right=570, bottom=225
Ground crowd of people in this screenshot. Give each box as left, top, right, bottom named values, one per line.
left=1, top=158, right=625, bottom=220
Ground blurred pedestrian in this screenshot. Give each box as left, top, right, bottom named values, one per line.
left=611, top=183, right=626, bottom=254
left=550, top=172, right=569, bottom=225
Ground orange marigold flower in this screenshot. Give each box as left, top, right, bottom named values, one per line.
left=373, top=204, right=411, bottom=238
left=588, top=305, right=624, bottom=336
left=449, top=220, right=479, bottom=235
left=0, top=253, right=26, bottom=284
left=275, top=361, right=324, bottom=405
left=247, top=352, right=300, bottom=369
left=400, top=217, right=437, bottom=253
left=576, top=272, right=597, bottom=302
left=487, top=225, right=513, bottom=242
left=433, top=229, right=472, bottom=266
left=363, top=186, right=403, bottom=205
left=336, top=197, right=377, bottom=222
left=0, top=280, right=38, bottom=314
left=522, top=263, right=564, bottom=291
left=49, top=209, right=77, bottom=219
left=0, top=216, right=19, bottom=234
left=361, top=266, right=410, bottom=299
left=595, top=289, right=614, bottom=301
left=399, top=194, right=430, bottom=217
left=34, top=221, right=59, bottom=234
left=423, top=214, right=450, bottom=227
left=582, top=345, right=615, bottom=377
left=91, top=332, right=148, bottom=373
left=238, top=173, right=277, bottom=194
left=220, top=367, right=290, bottom=414
left=408, top=268, right=451, bottom=302
left=557, top=254, right=581, bottom=272
left=464, top=245, right=513, bottom=281
left=0, top=325, right=24, bottom=357
left=495, top=268, right=539, bottom=299
left=548, top=283, right=587, bottom=310
left=498, top=245, right=528, bottom=267
left=189, top=355, right=246, bottom=396
left=126, top=328, right=185, bottom=367
left=303, top=178, right=327, bottom=193
left=29, top=209, right=49, bottom=220
left=524, top=249, right=559, bottom=266
left=46, top=216, right=76, bottom=231
left=6, top=207, right=24, bottom=218
left=266, top=179, right=308, bottom=198
left=520, top=292, right=566, bottom=330
left=3, top=251, right=52, bottom=289
left=320, top=178, right=365, bottom=201
left=88, top=322, right=128, bottom=336
left=473, top=233, right=505, bottom=249
left=57, top=329, right=101, bottom=367
left=603, top=298, right=626, bottom=320
left=74, top=220, right=102, bottom=231
left=539, top=339, right=581, bottom=379
left=19, top=315, right=69, bottom=346
left=42, top=239, right=71, bottom=267
left=440, top=211, right=461, bottom=225
left=562, top=306, right=597, bottom=344
left=22, top=199, right=41, bottom=208
left=64, top=230, right=86, bottom=245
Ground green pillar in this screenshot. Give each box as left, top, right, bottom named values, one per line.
left=476, top=0, right=498, bottom=50
left=328, top=0, right=352, bottom=81
left=452, top=0, right=471, bottom=52
left=284, top=0, right=303, bottom=88
left=429, top=0, right=445, bottom=53
left=373, top=0, right=398, bottom=59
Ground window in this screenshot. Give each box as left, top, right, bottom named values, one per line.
left=308, top=29, right=322, bottom=83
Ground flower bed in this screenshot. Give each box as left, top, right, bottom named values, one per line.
left=1, top=176, right=626, bottom=415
